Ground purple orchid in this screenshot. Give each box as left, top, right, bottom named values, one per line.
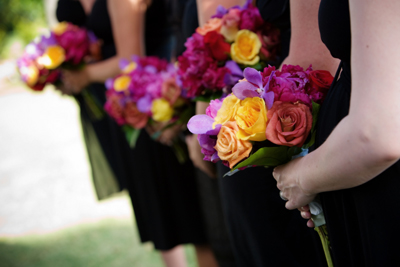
left=211, top=0, right=251, bottom=18
left=119, top=58, right=130, bottom=71
left=188, top=114, right=221, bottom=163
left=224, top=60, right=244, bottom=86
left=232, top=67, right=274, bottom=109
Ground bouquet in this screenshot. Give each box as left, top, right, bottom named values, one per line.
left=188, top=64, right=334, bottom=267
left=17, top=21, right=103, bottom=119
left=104, top=56, right=194, bottom=162
left=177, top=0, right=280, bottom=101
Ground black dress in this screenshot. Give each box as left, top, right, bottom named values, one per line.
left=179, top=1, right=237, bottom=266
left=317, top=1, right=400, bottom=266
left=57, top=0, right=207, bottom=251
left=216, top=1, right=328, bottom=266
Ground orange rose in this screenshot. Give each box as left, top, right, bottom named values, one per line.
left=196, top=18, right=222, bottom=36
left=124, top=102, right=149, bottom=129
left=265, top=101, right=312, bottom=147
left=162, top=77, right=181, bottom=105
left=215, top=121, right=253, bottom=168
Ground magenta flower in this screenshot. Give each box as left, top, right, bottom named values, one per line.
left=239, top=4, right=264, bottom=31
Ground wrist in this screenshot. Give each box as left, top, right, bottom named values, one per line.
left=296, top=157, right=319, bottom=196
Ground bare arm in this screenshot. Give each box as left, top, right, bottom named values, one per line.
left=62, top=0, right=147, bottom=93
left=274, top=0, right=400, bottom=210
left=85, top=0, right=146, bottom=83
left=281, top=0, right=339, bottom=74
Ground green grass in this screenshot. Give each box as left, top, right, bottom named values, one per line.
left=0, top=218, right=197, bottom=267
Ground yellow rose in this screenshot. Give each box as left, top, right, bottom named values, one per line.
left=52, top=21, right=69, bottom=35
left=235, top=97, right=267, bottom=141
left=37, top=45, right=66, bottom=69
left=114, top=75, right=131, bottom=91
left=231, top=29, right=262, bottom=65
left=122, top=62, right=137, bottom=73
left=213, top=94, right=241, bottom=128
left=151, top=98, right=174, bottom=122
left=215, top=121, right=253, bottom=168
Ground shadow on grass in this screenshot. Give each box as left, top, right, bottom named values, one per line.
left=0, top=218, right=197, bottom=267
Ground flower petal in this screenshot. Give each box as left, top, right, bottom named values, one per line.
left=188, top=114, right=221, bottom=135
left=244, top=67, right=262, bottom=88
left=232, top=81, right=259, bottom=100
left=262, top=91, right=274, bottom=110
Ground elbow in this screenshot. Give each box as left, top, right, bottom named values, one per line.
left=357, top=126, right=400, bottom=164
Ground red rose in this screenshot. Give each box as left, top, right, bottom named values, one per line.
left=309, top=70, right=334, bottom=95
left=204, top=31, right=231, bottom=61
left=104, top=93, right=125, bottom=125
left=265, top=101, right=312, bottom=147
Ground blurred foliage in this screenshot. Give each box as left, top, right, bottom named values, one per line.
left=0, top=0, right=47, bottom=59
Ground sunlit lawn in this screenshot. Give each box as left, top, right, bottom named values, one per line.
left=0, top=218, right=197, bottom=267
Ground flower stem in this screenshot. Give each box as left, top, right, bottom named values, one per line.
left=311, top=212, right=333, bottom=267
left=314, top=224, right=334, bottom=267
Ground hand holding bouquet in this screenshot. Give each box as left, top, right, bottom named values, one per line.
left=17, top=21, right=100, bottom=91
left=104, top=56, right=193, bottom=162
left=17, top=21, right=103, bottom=119
left=188, top=63, right=334, bottom=266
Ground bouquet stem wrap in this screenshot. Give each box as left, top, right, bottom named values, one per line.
left=310, top=200, right=334, bottom=267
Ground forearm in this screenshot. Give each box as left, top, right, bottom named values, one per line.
left=85, top=57, right=120, bottom=83
left=299, top=115, right=400, bottom=195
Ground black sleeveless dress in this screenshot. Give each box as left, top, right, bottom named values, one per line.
left=179, top=1, right=237, bottom=266
left=216, top=1, right=328, bottom=266
left=317, top=1, right=400, bottom=266
left=57, top=0, right=207, bottom=251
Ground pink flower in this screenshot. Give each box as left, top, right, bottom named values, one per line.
left=220, top=8, right=241, bottom=42
left=206, top=98, right=223, bottom=119
left=203, top=65, right=231, bottom=90
left=54, top=24, right=90, bottom=65
left=262, top=65, right=312, bottom=107
left=239, top=5, right=264, bottom=32
left=162, top=77, right=181, bottom=105
left=265, top=101, right=313, bottom=147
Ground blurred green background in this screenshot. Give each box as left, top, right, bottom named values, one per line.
left=0, top=1, right=197, bottom=267
left=0, top=0, right=47, bottom=59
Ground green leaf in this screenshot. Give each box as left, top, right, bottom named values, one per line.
left=231, top=146, right=292, bottom=172
left=303, top=101, right=320, bottom=149
left=287, top=146, right=302, bottom=158
left=311, top=101, right=320, bottom=133
left=122, top=126, right=141, bottom=148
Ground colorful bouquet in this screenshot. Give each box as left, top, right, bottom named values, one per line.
left=104, top=56, right=193, bottom=161
left=17, top=21, right=103, bottom=118
left=17, top=21, right=100, bottom=90
left=177, top=0, right=280, bottom=100
left=188, top=64, right=334, bottom=267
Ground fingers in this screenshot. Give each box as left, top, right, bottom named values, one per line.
left=306, top=219, right=315, bottom=228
